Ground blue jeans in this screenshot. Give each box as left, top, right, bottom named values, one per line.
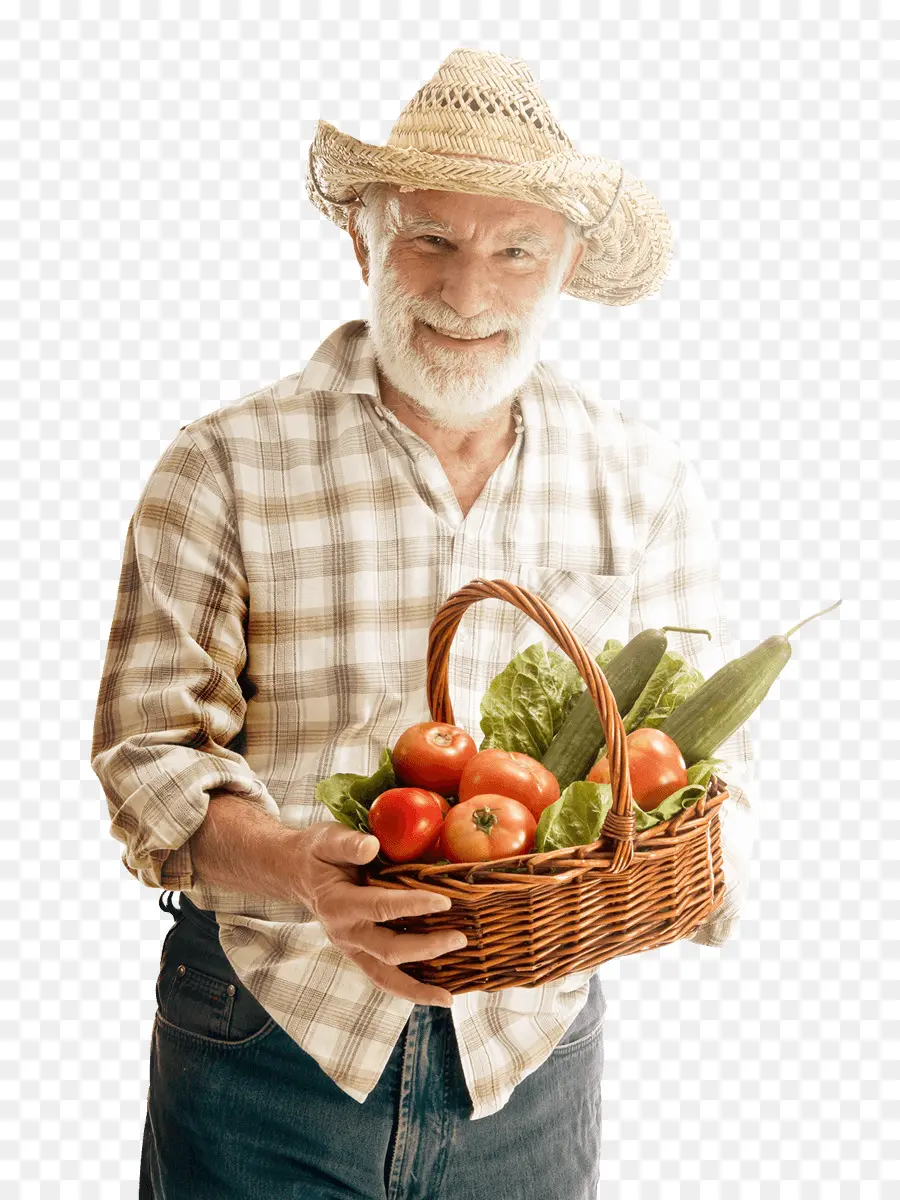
left=140, top=890, right=606, bottom=1199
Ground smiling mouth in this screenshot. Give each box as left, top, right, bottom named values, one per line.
left=420, top=321, right=501, bottom=344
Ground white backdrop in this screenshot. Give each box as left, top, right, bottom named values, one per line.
left=3, top=5, right=893, bottom=1197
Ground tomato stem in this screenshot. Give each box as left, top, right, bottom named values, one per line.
left=472, top=806, right=500, bottom=835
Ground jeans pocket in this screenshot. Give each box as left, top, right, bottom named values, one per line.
left=553, top=1018, right=605, bottom=1057
left=553, top=975, right=607, bottom=1056
left=156, top=911, right=276, bottom=1047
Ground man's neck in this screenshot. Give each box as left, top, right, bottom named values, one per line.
left=375, top=367, right=516, bottom=464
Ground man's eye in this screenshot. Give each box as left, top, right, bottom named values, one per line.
left=419, top=236, right=529, bottom=259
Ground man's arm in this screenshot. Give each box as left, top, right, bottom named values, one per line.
left=628, top=444, right=758, bottom=948
left=187, top=790, right=307, bottom=902
left=90, top=427, right=282, bottom=891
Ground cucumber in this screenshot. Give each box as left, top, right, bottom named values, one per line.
left=541, top=625, right=710, bottom=791
left=658, top=599, right=841, bottom=766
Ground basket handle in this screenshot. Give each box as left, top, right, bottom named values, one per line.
left=425, top=577, right=636, bottom=870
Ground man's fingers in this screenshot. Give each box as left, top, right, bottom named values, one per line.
left=343, top=947, right=454, bottom=1008
left=361, top=924, right=467, bottom=967
left=323, top=878, right=452, bottom=925
left=311, top=824, right=380, bottom=866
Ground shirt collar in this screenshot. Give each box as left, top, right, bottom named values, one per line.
left=293, top=319, right=380, bottom=398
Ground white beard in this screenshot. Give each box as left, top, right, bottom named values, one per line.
left=363, top=247, right=568, bottom=434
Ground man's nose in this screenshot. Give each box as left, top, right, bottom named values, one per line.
left=437, top=262, right=499, bottom=323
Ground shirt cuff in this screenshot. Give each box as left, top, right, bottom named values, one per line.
left=158, top=842, right=195, bottom=891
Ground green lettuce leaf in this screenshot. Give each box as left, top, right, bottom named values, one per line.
left=633, top=757, right=727, bottom=827
left=621, top=647, right=705, bottom=733
left=595, top=638, right=624, bottom=676
left=314, top=746, right=396, bottom=834
left=478, top=642, right=585, bottom=758
left=535, top=780, right=613, bottom=852
left=534, top=756, right=728, bottom=851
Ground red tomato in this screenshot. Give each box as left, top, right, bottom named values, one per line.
left=392, top=721, right=478, bottom=797
left=420, top=828, right=447, bottom=862
left=439, top=794, right=537, bottom=864
left=586, top=728, right=688, bottom=811
left=427, top=790, right=452, bottom=817
left=367, top=787, right=445, bottom=863
left=418, top=791, right=452, bottom=862
left=458, top=748, right=560, bottom=821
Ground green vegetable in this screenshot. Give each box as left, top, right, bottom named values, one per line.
left=314, top=747, right=396, bottom=834
left=541, top=628, right=677, bottom=791
left=589, top=637, right=713, bottom=771
left=534, top=757, right=726, bottom=854
left=657, top=599, right=842, bottom=766
left=478, top=642, right=584, bottom=759
left=639, top=758, right=726, bottom=824
left=621, top=644, right=706, bottom=734
left=594, top=638, right=626, bottom=674
left=535, top=780, right=614, bottom=852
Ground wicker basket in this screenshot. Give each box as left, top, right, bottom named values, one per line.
left=363, top=578, right=728, bottom=994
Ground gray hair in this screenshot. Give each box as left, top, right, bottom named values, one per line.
left=352, top=180, right=587, bottom=275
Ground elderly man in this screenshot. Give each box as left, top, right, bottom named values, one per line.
left=92, top=48, right=755, bottom=1200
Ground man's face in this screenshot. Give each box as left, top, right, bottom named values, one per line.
left=353, top=187, right=585, bottom=433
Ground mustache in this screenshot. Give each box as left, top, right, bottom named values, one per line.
left=370, top=263, right=544, bottom=341
left=417, top=319, right=505, bottom=339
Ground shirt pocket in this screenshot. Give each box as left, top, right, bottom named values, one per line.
left=507, top=566, right=635, bottom=664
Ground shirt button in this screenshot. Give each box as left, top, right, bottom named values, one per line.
left=226, top=983, right=236, bottom=997
left=176, top=964, right=186, bottom=976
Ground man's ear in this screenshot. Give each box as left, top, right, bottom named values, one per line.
left=561, top=240, right=587, bottom=292
left=348, top=211, right=370, bottom=286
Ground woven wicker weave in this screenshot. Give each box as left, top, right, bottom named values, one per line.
left=363, top=578, right=726, bottom=994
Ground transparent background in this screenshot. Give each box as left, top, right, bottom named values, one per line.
left=2, top=3, right=894, bottom=1197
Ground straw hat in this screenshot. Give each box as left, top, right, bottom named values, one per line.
left=306, top=47, right=673, bottom=307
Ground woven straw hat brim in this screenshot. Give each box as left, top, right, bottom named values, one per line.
left=307, top=118, right=673, bottom=307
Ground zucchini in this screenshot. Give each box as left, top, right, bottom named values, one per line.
left=658, top=599, right=842, bottom=766
left=541, top=625, right=710, bottom=791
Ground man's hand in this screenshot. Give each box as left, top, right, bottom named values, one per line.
left=294, top=821, right=466, bottom=1008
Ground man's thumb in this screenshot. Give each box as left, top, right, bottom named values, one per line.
left=353, top=832, right=380, bottom=861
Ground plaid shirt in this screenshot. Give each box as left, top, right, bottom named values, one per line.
left=91, top=318, right=756, bottom=1119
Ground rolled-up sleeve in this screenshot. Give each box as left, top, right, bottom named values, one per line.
left=90, top=427, right=281, bottom=891
left=628, top=447, right=758, bottom=948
